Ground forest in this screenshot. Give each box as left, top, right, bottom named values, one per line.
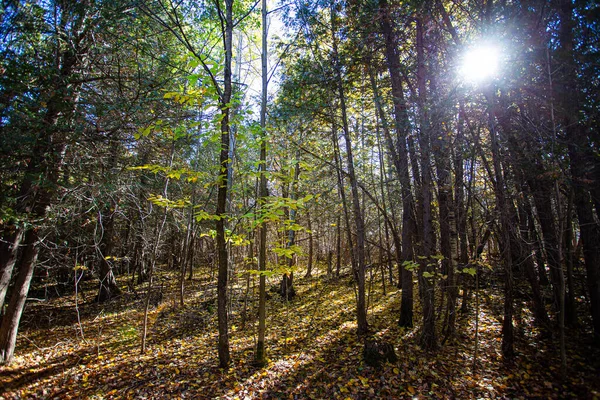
left=1, top=0, right=599, bottom=398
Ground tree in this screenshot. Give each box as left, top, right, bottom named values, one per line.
left=255, top=0, right=269, bottom=367
left=377, top=0, right=417, bottom=329
left=0, top=0, right=98, bottom=364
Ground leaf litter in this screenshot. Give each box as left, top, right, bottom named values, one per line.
left=1, top=270, right=599, bottom=399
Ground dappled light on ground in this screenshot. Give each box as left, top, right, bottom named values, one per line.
left=1, top=271, right=599, bottom=399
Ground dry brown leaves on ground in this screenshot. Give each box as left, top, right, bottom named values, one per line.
left=1, top=271, right=599, bottom=399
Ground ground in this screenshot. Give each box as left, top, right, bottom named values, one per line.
left=1, top=267, right=599, bottom=399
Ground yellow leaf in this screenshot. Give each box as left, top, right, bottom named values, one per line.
left=393, top=367, right=400, bottom=374
left=408, top=385, right=416, bottom=395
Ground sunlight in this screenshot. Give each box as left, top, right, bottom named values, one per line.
left=459, top=44, right=500, bottom=84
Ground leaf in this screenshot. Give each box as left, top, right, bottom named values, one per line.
left=195, top=210, right=221, bottom=221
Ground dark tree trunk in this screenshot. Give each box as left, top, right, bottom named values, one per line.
left=255, top=0, right=268, bottom=366
left=96, top=203, right=121, bottom=302
left=216, top=0, right=234, bottom=368
left=378, top=0, right=417, bottom=328
left=488, top=97, right=515, bottom=359
left=331, top=5, right=368, bottom=337
left=305, top=211, right=313, bottom=278
left=454, top=108, right=471, bottom=314
left=0, top=4, right=88, bottom=361
left=564, top=192, right=578, bottom=326
left=0, top=229, right=39, bottom=364
left=336, top=214, right=341, bottom=277
left=556, top=0, right=600, bottom=344
left=415, top=17, right=436, bottom=350
left=0, top=231, right=24, bottom=314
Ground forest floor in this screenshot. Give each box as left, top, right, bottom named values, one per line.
left=1, top=267, right=599, bottom=399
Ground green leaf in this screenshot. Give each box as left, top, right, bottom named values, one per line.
left=461, top=267, right=477, bottom=276
left=195, top=210, right=221, bottom=221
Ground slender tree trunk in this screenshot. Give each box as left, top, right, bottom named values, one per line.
left=529, top=182, right=565, bottom=316
left=280, top=156, right=300, bottom=300
left=0, top=230, right=40, bottom=364
left=557, top=0, right=600, bottom=344
left=331, top=120, right=357, bottom=281
left=516, top=184, right=551, bottom=329
left=415, top=17, right=436, bottom=349
left=564, top=191, right=578, bottom=326
left=454, top=108, right=470, bottom=315
left=188, top=234, right=197, bottom=281
left=378, top=0, right=417, bottom=328
left=305, top=212, right=314, bottom=278
left=180, top=199, right=195, bottom=307
left=331, top=4, right=367, bottom=336
left=336, top=214, right=342, bottom=277
left=487, top=89, right=515, bottom=359
left=255, top=0, right=268, bottom=366
left=141, top=143, right=174, bottom=354
left=215, top=0, right=234, bottom=368
left=96, top=202, right=121, bottom=302
left=374, top=103, right=395, bottom=287
left=0, top=231, right=23, bottom=314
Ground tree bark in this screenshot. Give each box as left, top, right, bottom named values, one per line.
left=379, top=0, right=416, bottom=327
left=0, top=1, right=90, bottom=362
left=556, top=0, right=600, bottom=345
left=96, top=203, right=121, bottom=302
left=378, top=0, right=417, bottom=328
left=255, top=0, right=268, bottom=366
left=0, top=229, right=39, bottom=364
left=415, top=17, right=436, bottom=350
left=216, top=0, right=234, bottom=368
left=331, top=4, right=368, bottom=336
left=305, top=212, right=314, bottom=278
left=0, top=231, right=23, bottom=314
left=487, top=90, right=515, bottom=359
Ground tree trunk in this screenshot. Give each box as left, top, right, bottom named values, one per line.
left=564, top=191, right=578, bottom=326
left=0, top=231, right=24, bottom=314
left=281, top=153, right=301, bottom=299
left=255, top=0, right=268, bottom=366
left=454, top=108, right=471, bottom=315
left=0, top=4, right=89, bottom=361
left=487, top=89, right=515, bottom=359
left=96, top=203, right=121, bottom=302
left=0, top=229, right=39, bottom=364
left=331, top=4, right=368, bottom=336
left=336, top=214, right=342, bottom=277
left=215, top=0, right=234, bottom=368
left=378, top=0, right=417, bottom=328
left=415, top=17, right=436, bottom=350
left=305, top=212, right=314, bottom=278
left=556, top=0, right=600, bottom=345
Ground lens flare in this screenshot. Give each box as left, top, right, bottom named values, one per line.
left=460, top=45, right=500, bottom=83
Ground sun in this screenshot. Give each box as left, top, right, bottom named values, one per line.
left=459, top=44, right=500, bottom=84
